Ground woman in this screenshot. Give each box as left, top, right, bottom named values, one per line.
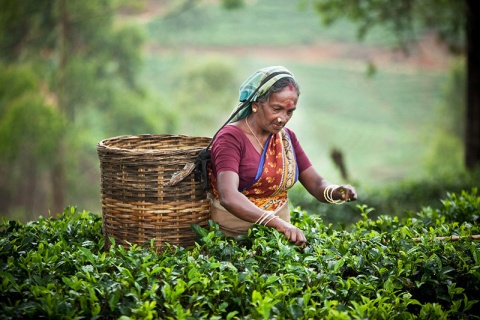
left=209, top=66, right=357, bottom=246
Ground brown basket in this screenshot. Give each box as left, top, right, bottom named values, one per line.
left=97, top=134, right=211, bottom=250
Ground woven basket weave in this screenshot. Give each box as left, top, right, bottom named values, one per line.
left=97, top=134, right=211, bottom=250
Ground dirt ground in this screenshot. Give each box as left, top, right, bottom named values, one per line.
left=147, top=33, right=451, bottom=72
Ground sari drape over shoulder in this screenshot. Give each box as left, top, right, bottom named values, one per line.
left=209, top=129, right=298, bottom=237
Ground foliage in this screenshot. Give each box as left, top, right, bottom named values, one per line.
left=0, top=64, right=65, bottom=219
left=307, top=0, right=466, bottom=53
left=147, top=0, right=396, bottom=47
left=170, top=58, right=238, bottom=135
left=307, top=0, right=480, bottom=172
left=424, top=58, right=466, bottom=175
left=221, top=0, right=245, bottom=10
left=0, top=64, right=64, bottom=164
left=0, top=0, right=167, bottom=217
left=1, top=190, right=479, bottom=319
left=290, top=169, right=480, bottom=227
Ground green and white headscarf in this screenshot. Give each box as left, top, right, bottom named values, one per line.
left=228, top=66, right=295, bottom=123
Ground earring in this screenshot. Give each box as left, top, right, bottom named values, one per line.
left=252, top=108, right=257, bottom=113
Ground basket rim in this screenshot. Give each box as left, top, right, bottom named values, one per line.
left=97, top=134, right=212, bottom=154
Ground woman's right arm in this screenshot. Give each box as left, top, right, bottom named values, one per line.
left=216, top=171, right=306, bottom=246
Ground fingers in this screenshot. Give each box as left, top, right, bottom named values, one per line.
left=337, top=185, right=357, bottom=202
left=283, top=225, right=307, bottom=247
left=345, top=187, right=357, bottom=201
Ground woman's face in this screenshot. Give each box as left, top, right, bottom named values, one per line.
left=255, top=86, right=298, bottom=134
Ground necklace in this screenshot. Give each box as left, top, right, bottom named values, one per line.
left=246, top=115, right=264, bottom=151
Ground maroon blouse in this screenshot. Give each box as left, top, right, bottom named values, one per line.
left=210, top=125, right=312, bottom=191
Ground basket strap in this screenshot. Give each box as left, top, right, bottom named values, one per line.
left=165, top=148, right=211, bottom=188
left=165, top=162, right=196, bottom=187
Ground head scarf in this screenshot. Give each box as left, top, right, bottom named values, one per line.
left=228, top=66, right=295, bottom=123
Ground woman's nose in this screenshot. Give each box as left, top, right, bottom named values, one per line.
left=280, top=111, right=291, bottom=122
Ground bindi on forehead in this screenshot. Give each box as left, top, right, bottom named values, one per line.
left=286, top=102, right=293, bottom=109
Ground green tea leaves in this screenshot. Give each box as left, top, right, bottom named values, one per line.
left=1, top=191, right=479, bottom=318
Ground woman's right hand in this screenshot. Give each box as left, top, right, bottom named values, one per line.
left=283, top=224, right=307, bottom=247
left=270, top=218, right=306, bottom=247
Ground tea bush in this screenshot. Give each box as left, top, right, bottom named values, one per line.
left=1, top=189, right=479, bottom=319
left=290, top=168, right=480, bottom=228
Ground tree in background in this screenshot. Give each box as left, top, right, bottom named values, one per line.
left=0, top=0, right=153, bottom=217
left=171, top=59, right=238, bottom=135
left=424, top=59, right=466, bottom=174
left=306, top=0, right=479, bottom=170
left=0, top=65, right=64, bottom=219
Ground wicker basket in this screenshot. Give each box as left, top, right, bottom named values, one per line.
left=97, top=134, right=211, bottom=250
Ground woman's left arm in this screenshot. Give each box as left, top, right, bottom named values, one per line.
left=298, top=166, right=357, bottom=203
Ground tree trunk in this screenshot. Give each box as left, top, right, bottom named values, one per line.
left=51, top=142, right=66, bottom=215
left=466, top=0, right=480, bottom=169
left=52, top=0, right=68, bottom=214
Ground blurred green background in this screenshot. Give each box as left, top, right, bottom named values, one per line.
left=0, top=0, right=474, bottom=225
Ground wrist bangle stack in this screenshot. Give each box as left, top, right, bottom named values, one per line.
left=323, top=185, right=345, bottom=205
left=255, top=211, right=272, bottom=225
left=255, top=211, right=278, bottom=226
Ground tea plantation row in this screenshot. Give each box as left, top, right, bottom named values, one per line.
left=1, top=189, right=479, bottom=319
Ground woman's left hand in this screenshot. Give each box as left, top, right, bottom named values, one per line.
left=334, top=185, right=357, bottom=202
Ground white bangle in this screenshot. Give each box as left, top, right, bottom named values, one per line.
left=263, top=215, right=278, bottom=226
left=323, top=185, right=337, bottom=202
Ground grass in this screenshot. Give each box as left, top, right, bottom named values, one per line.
left=286, top=63, right=446, bottom=185
left=147, top=0, right=398, bottom=47
left=141, top=55, right=447, bottom=187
